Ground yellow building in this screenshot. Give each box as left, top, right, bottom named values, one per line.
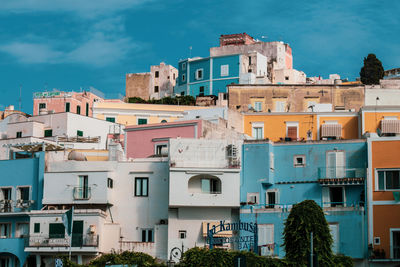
left=93, top=102, right=208, bottom=126
left=244, top=111, right=360, bottom=141
left=361, top=106, right=400, bottom=137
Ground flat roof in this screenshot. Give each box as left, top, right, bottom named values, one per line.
left=94, top=102, right=208, bottom=112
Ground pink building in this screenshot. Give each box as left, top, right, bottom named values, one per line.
left=33, top=90, right=104, bottom=117
left=124, top=119, right=243, bottom=159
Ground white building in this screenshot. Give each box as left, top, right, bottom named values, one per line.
left=167, top=138, right=242, bottom=262
left=0, top=112, right=123, bottom=160
left=25, top=158, right=169, bottom=265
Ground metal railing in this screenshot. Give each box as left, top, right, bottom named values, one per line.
left=26, top=234, right=99, bottom=247
left=241, top=201, right=364, bottom=211
left=73, top=187, right=91, bottom=200
left=318, top=167, right=365, bottom=179
left=57, top=136, right=100, bottom=143
left=0, top=199, right=34, bottom=213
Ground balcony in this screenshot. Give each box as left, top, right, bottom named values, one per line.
left=318, top=167, right=365, bottom=185
left=26, top=234, right=99, bottom=247
left=0, top=200, right=35, bottom=213
left=73, top=187, right=91, bottom=200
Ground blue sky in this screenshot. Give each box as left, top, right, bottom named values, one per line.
left=0, top=0, right=399, bottom=113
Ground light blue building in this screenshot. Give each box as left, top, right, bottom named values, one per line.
left=0, top=151, right=45, bottom=267
left=174, top=51, right=268, bottom=98
left=240, top=140, right=368, bottom=263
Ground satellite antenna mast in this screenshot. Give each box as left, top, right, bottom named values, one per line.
left=19, top=84, right=22, bottom=111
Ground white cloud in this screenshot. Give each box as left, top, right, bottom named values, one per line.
left=0, top=0, right=154, bottom=18
left=0, top=42, right=63, bottom=64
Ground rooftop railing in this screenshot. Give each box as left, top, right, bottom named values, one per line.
left=26, top=234, right=99, bottom=247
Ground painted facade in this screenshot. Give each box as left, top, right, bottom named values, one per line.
left=33, top=88, right=106, bottom=117
left=168, top=138, right=242, bottom=263
left=367, top=138, right=400, bottom=263
left=0, top=152, right=45, bottom=267
left=244, top=112, right=360, bottom=141
left=93, top=102, right=207, bottom=126
left=361, top=106, right=400, bottom=138
left=240, top=140, right=367, bottom=262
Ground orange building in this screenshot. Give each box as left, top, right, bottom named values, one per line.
left=368, top=138, right=400, bottom=261
left=243, top=111, right=360, bottom=141
left=362, top=106, right=400, bottom=137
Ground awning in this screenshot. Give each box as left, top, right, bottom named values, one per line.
left=321, top=124, right=342, bottom=138
left=381, top=120, right=400, bottom=134
left=202, top=221, right=233, bottom=237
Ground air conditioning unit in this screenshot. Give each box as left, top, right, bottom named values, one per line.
left=159, top=219, right=168, bottom=225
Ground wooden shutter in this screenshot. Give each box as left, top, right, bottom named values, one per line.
left=287, top=126, right=297, bottom=139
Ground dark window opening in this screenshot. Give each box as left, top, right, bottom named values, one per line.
left=34, top=223, right=40, bottom=233
left=39, top=103, right=46, bottom=109
left=155, top=71, right=159, bottom=78
left=106, top=117, right=115, bottom=123
left=154, top=86, right=159, bottom=93
left=65, top=102, right=70, bottom=112
left=329, top=187, right=344, bottom=207
left=86, top=103, right=89, bottom=116
left=107, top=178, right=114, bottom=188
left=199, top=86, right=205, bottom=97
left=16, top=131, right=22, bottom=138
left=76, top=105, right=81, bottom=115
left=267, top=191, right=276, bottom=208
left=135, top=177, right=148, bottom=197
left=44, top=129, right=53, bottom=137
left=49, top=223, right=65, bottom=238
left=77, top=130, right=83, bottom=137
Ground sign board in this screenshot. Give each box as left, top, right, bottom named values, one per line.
left=34, top=91, right=62, bottom=98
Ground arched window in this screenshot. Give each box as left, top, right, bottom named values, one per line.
left=161, top=119, right=167, bottom=123
left=188, top=175, right=221, bottom=194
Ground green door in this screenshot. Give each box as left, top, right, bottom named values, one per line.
left=72, top=221, right=83, bottom=247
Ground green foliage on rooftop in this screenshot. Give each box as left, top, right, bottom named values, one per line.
left=360, top=53, right=384, bottom=85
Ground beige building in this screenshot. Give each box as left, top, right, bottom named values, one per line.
left=126, top=62, right=178, bottom=100
left=227, top=84, right=365, bottom=113
left=273, top=68, right=306, bottom=84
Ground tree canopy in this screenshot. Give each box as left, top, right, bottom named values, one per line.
left=360, top=54, right=384, bottom=85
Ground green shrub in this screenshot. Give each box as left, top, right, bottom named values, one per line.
left=332, top=254, right=354, bottom=267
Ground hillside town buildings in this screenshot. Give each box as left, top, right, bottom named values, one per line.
left=1, top=33, right=400, bottom=267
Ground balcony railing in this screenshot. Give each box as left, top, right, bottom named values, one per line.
left=0, top=200, right=34, bottom=213
left=240, top=201, right=364, bottom=211
left=318, top=167, right=365, bottom=185
left=73, top=187, right=91, bottom=200
left=26, top=234, right=99, bottom=247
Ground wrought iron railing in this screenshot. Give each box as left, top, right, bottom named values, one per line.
left=0, top=199, right=34, bottom=213
left=26, top=234, right=99, bottom=247
left=73, top=187, right=91, bottom=200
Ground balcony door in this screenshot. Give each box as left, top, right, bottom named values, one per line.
left=72, top=221, right=83, bottom=247
left=78, top=175, right=89, bottom=199
left=327, top=151, right=345, bottom=178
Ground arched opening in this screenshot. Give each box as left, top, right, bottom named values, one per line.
left=188, top=174, right=221, bottom=194
left=0, top=252, right=20, bottom=267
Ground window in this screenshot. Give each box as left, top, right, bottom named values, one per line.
left=16, top=223, right=29, bottom=238
left=179, top=230, right=187, bottom=239
left=258, top=224, right=274, bottom=256
left=247, top=193, right=259, bottom=204
left=16, top=131, right=22, bottom=138
left=201, top=178, right=221, bottom=194
left=49, top=223, right=65, bottom=238
left=195, top=69, right=203, bottom=80
left=329, top=224, right=339, bottom=254
left=160, top=119, right=167, bottom=123
left=181, top=91, right=185, bottom=96
left=17, top=187, right=30, bottom=202
left=86, top=103, right=89, bottom=116
left=322, top=186, right=345, bottom=207
left=138, top=118, right=148, bottom=125
left=182, top=62, right=186, bottom=70
left=248, top=56, right=252, bottom=65
left=374, top=237, right=381, bottom=245
left=34, top=223, right=40, bottom=233
left=106, top=117, right=115, bottom=123
left=77, top=130, right=83, bottom=137
left=39, top=103, right=46, bottom=110
left=65, top=102, right=70, bottom=112
left=377, top=170, right=400, bottom=190
left=285, top=76, right=289, bottom=81
left=391, top=229, right=400, bottom=259
left=221, top=64, right=229, bottom=76
left=107, top=178, right=114, bottom=189
left=135, top=178, right=148, bottom=197
left=0, top=223, right=11, bottom=238
left=326, top=151, right=345, bottom=178
left=155, top=144, right=167, bottom=156
left=286, top=122, right=299, bottom=140
left=76, top=175, right=89, bottom=199
left=44, top=129, right=53, bottom=137
left=154, top=86, right=159, bottom=93
left=182, top=74, right=186, bottom=82
left=76, top=105, right=81, bottom=114
left=294, top=155, right=306, bottom=167
left=155, top=71, right=159, bottom=78
left=141, top=229, right=154, bottom=242
left=275, top=101, right=286, bottom=112
left=0, top=188, right=12, bottom=212
left=251, top=122, right=264, bottom=140
left=173, top=73, right=176, bottom=80
left=266, top=190, right=278, bottom=208
left=199, top=86, right=205, bottom=97
left=254, top=102, right=262, bottom=112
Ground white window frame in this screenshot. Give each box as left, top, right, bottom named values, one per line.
left=293, top=155, right=306, bottom=167
left=258, top=224, right=274, bottom=256
left=390, top=228, right=400, bottom=259
left=254, top=102, right=262, bottom=112
left=141, top=228, right=154, bottom=242
left=251, top=122, right=264, bottom=139
left=285, top=121, right=299, bottom=139
left=16, top=186, right=31, bottom=203
left=374, top=236, right=381, bottom=245
left=375, top=169, right=400, bottom=191
left=221, top=64, right=229, bottom=77
left=16, top=222, right=29, bottom=238
left=274, top=101, right=286, bottom=112
left=322, top=186, right=346, bottom=208
left=179, top=230, right=187, bottom=239
left=195, top=68, right=204, bottom=80
left=0, top=187, right=12, bottom=201
left=247, top=192, right=260, bottom=205
left=265, top=189, right=279, bottom=208
left=384, top=116, right=398, bottom=120
left=0, top=222, right=11, bottom=238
